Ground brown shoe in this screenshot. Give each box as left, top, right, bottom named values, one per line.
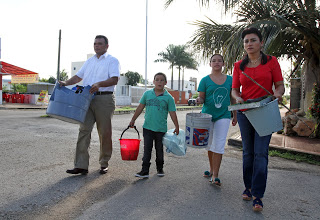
left=66, top=168, right=88, bottom=175
left=100, top=167, right=109, bottom=174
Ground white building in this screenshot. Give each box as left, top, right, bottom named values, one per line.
left=166, top=79, right=196, bottom=93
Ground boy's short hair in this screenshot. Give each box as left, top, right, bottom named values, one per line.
left=154, top=72, right=167, bottom=82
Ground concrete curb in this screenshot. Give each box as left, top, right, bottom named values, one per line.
left=227, top=136, right=320, bottom=158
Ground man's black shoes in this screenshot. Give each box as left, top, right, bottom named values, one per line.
left=66, top=168, right=88, bottom=175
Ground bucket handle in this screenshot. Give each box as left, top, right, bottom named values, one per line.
left=120, top=126, right=140, bottom=140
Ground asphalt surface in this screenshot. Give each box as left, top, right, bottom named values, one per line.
left=0, top=109, right=319, bottom=220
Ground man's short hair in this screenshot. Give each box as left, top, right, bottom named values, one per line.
left=95, top=35, right=108, bottom=45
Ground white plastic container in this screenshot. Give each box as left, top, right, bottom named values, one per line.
left=185, top=113, right=212, bottom=148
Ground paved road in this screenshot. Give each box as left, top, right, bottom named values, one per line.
left=0, top=109, right=319, bottom=219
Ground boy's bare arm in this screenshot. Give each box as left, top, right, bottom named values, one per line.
left=129, top=104, right=145, bottom=127
left=169, top=111, right=180, bottom=135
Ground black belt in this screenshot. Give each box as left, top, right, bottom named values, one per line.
left=96, top=91, right=113, bottom=95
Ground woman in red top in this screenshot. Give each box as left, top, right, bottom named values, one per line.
left=232, top=27, right=285, bottom=212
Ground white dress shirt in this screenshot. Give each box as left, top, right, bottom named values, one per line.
left=76, top=52, right=120, bottom=92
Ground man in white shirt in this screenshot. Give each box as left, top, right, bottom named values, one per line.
left=59, top=35, right=120, bottom=175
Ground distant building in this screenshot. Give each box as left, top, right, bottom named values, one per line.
left=71, top=54, right=95, bottom=82
left=166, top=80, right=196, bottom=93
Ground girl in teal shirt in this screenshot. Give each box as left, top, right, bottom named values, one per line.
left=196, top=54, right=237, bottom=185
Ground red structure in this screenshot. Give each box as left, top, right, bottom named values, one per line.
left=0, top=61, right=38, bottom=104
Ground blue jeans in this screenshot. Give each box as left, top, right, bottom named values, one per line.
left=237, top=111, right=271, bottom=198
left=141, top=128, right=166, bottom=172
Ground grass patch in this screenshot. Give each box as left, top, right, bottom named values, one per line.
left=115, top=106, right=136, bottom=111
left=40, top=115, right=50, bottom=117
left=269, top=150, right=320, bottom=166
left=176, top=105, right=202, bottom=109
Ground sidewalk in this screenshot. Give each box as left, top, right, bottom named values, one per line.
left=228, top=106, right=320, bottom=157
left=0, top=103, right=47, bottom=109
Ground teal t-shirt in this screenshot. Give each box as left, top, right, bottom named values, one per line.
left=140, top=89, right=176, bottom=133
left=198, top=75, right=232, bottom=121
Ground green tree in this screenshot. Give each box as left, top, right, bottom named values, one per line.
left=12, top=84, right=27, bottom=93
left=173, top=45, right=188, bottom=92
left=155, top=44, right=198, bottom=91
left=39, top=70, right=68, bottom=83
left=125, top=71, right=142, bottom=86
left=165, top=0, right=320, bottom=113
left=48, top=76, right=56, bottom=84
left=155, top=44, right=177, bottom=89
left=59, top=69, right=69, bottom=81
left=179, top=51, right=198, bottom=91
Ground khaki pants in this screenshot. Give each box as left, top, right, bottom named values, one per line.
left=74, top=94, right=115, bottom=169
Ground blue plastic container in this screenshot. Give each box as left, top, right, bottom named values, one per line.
left=46, top=83, right=94, bottom=124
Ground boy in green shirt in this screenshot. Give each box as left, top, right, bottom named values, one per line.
left=129, top=72, right=179, bottom=178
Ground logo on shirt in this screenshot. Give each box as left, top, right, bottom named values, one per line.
left=146, top=98, right=167, bottom=111
left=213, top=87, right=228, bottom=108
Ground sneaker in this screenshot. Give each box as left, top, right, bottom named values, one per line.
left=157, top=169, right=165, bottom=177
left=135, top=170, right=149, bottom=178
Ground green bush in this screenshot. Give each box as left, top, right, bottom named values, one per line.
left=192, top=92, right=199, bottom=99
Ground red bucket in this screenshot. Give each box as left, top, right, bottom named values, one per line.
left=119, top=126, right=141, bottom=161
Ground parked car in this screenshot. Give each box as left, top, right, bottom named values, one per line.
left=188, top=98, right=197, bottom=106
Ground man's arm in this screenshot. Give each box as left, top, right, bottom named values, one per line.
left=90, top=77, right=119, bottom=94
left=59, top=75, right=82, bottom=86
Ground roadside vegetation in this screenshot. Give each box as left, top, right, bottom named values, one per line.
left=269, top=150, right=320, bottom=166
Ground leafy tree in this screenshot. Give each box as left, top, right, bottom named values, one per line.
left=48, top=76, right=56, bottom=84
left=165, top=0, right=320, bottom=113
left=12, top=84, right=27, bottom=93
left=155, top=44, right=177, bottom=89
left=59, top=69, right=69, bottom=81
left=39, top=69, right=68, bottom=84
left=125, top=71, right=142, bottom=86
left=155, top=44, right=198, bottom=91
left=2, top=85, right=9, bottom=92
left=308, top=83, right=320, bottom=137
left=173, top=45, right=188, bottom=92
left=179, top=51, right=198, bottom=91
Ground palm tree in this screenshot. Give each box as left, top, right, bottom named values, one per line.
left=155, top=44, right=196, bottom=91
left=165, top=0, right=320, bottom=113
left=154, top=44, right=177, bottom=89
left=173, top=45, right=188, bottom=92
left=179, top=54, right=198, bottom=92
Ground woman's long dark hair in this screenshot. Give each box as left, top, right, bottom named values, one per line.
left=240, top=27, right=272, bottom=71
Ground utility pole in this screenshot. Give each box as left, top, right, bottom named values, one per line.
left=144, top=0, right=148, bottom=90
left=56, top=30, right=61, bottom=82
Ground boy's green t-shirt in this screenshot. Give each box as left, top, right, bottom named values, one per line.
left=140, top=89, right=176, bottom=133
left=198, top=75, right=232, bottom=122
